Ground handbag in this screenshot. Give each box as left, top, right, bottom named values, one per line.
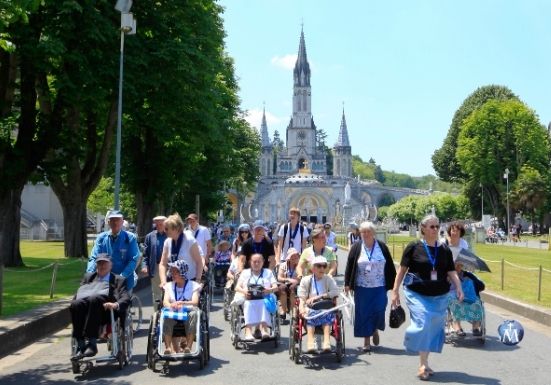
left=75, top=280, right=109, bottom=300
left=389, top=305, right=406, bottom=328
left=310, top=298, right=334, bottom=310
left=247, top=284, right=265, bottom=300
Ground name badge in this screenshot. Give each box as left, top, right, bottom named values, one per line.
left=365, top=264, right=372, bottom=273
left=430, top=270, right=437, bottom=281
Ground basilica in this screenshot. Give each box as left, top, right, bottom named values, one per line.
left=234, top=29, right=426, bottom=226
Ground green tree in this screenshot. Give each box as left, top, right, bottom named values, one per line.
left=510, top=165, right=550, bottom=230
left=374, top=165, right=385, bottom=183
left=377, top=193, right=396, bottom=207
left=456, top=99, right=550, bottom=226
left=0, top=1, right=67, bottom=266
left=432, top=85, right=518, bottom=182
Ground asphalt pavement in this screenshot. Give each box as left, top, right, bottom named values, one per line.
left=1, top=249, right=550, bottom=384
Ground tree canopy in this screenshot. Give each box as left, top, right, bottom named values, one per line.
left=432, top=85, right=518, bottom=182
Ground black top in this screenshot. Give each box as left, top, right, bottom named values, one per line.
left=344, top=240, right=396, bottom=291
left=240, top=237, right=275, bottom=269
left=400, top=240, right=455, bottom=296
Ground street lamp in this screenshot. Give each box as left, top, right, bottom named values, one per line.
left=503, top=168, right=510, bottom=238
left=114, top=0, right=137, bottom=210
left=480, top=182, right=484, bottom=220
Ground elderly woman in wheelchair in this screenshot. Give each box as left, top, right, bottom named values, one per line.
left=448, top=261, right=485, bottom=337
left=235, top=253, right=279, bottom=341
left=297, top=256, right=340, bottom=353
left=162, top=260, right=202, bottom=354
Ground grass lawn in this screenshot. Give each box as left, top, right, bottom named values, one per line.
left=338, top=234, right=551, bottom=308
left=1, top=241, right=88, bottom=317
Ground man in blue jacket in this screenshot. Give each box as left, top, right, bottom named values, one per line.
left=87, top=210, right=140, bottom=291
left=141, top=215, right=167, bottom=305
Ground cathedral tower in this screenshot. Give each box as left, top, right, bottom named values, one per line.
left=259, top=107, right=273, bottom=176
left=333, top=108, right=352, bottom=177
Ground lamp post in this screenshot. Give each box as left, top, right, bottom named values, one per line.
left=504, top=168, right=510, bottom=238
left=480, top=182, right=484, bottom=220
left=114, top=0, right=137, bottom=210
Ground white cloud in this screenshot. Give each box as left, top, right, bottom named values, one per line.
left=270, top=54, right=297, bottom=70
left=245, top=108, right=282, bottom=129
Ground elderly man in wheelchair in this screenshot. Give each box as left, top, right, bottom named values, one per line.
left=70, top=254, right=130, bottom=361
left=297, top=256, right=340, bottom=353
left=161, top=260, right=202, bottom=355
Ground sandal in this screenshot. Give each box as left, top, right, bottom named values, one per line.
left=362, top=345, right=371, bottom=353
left=454, top=328, right=466, bottom=337
left=417, top=367, right=430, bottom=381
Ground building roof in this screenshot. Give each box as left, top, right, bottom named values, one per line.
left=293, top=27, right=311, bottom=87
left=335, top=108, right=350, bottom=147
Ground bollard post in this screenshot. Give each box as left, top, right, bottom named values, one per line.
left=501, top=258, right=504, bottom=291
left=49, top=263, right=59, bottom=299
left=538, top=265, right=542, bottom=301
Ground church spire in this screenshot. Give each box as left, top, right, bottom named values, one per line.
left=260, top=105, right=272, bottom=148
left=336, top=107, right=350, bottom=147
left=293, top=26, right=311, bottom=87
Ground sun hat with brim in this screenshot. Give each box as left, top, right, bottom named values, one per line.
left=312, top=256, right=328, bottom=266
left=217, top=240, right=231, bottom=250
left=96, top=253, right=111, bottom=262
left=153, top=215, right=167, bottom=221
left=286, top=247, right=300, bottom=259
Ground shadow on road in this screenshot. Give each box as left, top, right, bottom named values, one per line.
left=424, top=371, right=501, bottom=384
left=0, top=362, right=133, bottom=385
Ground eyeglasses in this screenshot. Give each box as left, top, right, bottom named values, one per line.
left=426, top=225, right=439, bottom=229
left=314, top=264, right=327, bottom=269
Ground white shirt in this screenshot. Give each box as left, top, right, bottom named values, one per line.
left=163, top=230, right=198, bottom=280
left=163, top=280, right=202, bottom=303
left=190, top=225, right=211, bottom=257
left=237, top=268, right=277, bottom=290
left=278, top=222, right=309, bottom=261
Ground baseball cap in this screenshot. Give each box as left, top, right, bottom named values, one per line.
left=96, top=253, right=112, bottom=262
left=153, top=215, right=167, bottom=221
left=238, top=223, right=250, bottom=232
left=312, top=256, right=328, bottom=266
left=107, top=210, right=124, bottom=219
left=252, top=220, right=266, bottom=231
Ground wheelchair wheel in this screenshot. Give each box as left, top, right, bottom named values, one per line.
left=146, top=312, right=159, bottom=371
left=129, top=295, right=143, bottom=333
left=124, top=311, right=134, bottom=362
left=71, top=360, right=81, bottom=374
left=335, top=313, right=345, bottom=363
left=230, top=307, right=240, bottom=349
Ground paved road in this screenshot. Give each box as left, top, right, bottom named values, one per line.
left=1, top=251, right=550, bottom=384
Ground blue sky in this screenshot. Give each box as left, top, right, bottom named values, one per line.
left=218, top=0, right=551, bottom=176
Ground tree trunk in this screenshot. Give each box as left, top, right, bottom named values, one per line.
left=0, top=185, right=24, bottom=267
left=135, top=191, right=154, bottom=240
left=59, top=196, right=88, bottom=258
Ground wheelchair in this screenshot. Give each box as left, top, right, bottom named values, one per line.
left=229, top=294, right=280, bottom=349
left=146, top=290, right=210, bottom=374
left=445, top=296, right=486, bottom=345
left=288, top=293, right=353, bottom=364
left=70, top=308, right=133, bottom=374
left=223, top=278, right=236, bottom=322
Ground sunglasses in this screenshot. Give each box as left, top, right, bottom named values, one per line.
left=239, top=231, right=249, bottom=234
left=314, top=264, right=327, bottom=269
left=426, top=225, right=439, bottom=229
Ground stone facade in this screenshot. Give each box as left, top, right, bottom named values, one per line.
left=240, top=28, right=428, bottom=226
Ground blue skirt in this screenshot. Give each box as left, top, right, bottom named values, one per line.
left=353, top=285, right=387, bottom=337
left=403, top=288, right=448, bottom=353
left=306, top=309, right=335, bottom=327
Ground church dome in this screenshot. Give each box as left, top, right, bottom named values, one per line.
left=285, top=173, right=326, bottom=184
